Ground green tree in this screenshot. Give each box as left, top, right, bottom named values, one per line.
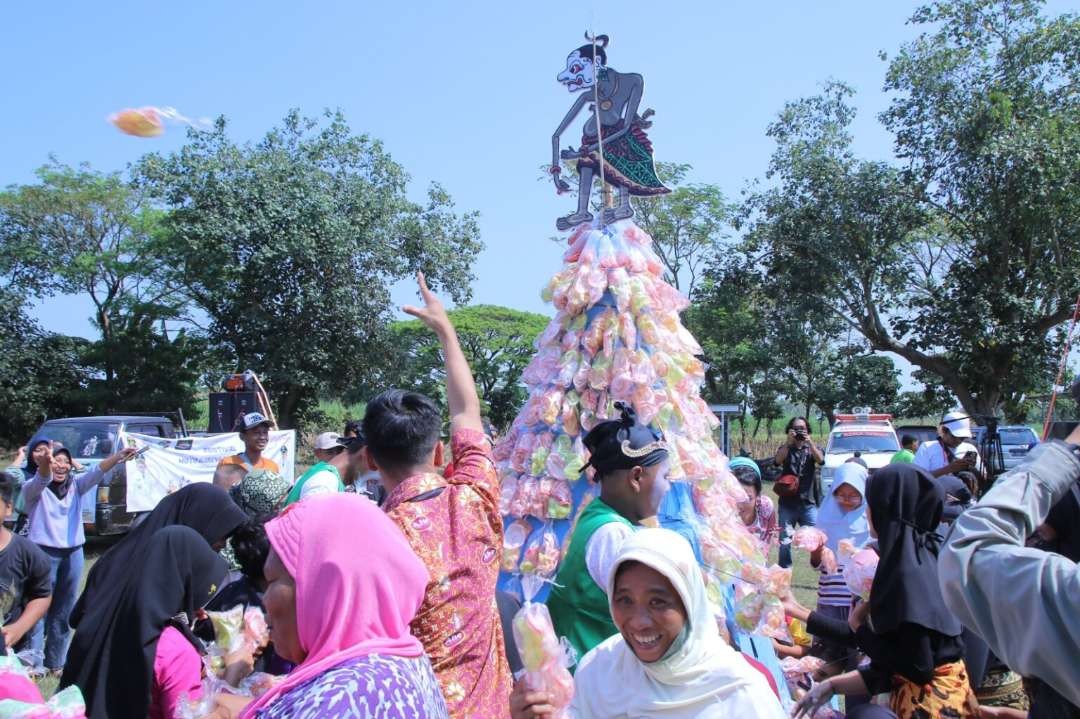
left=0, top=161, right=180, bottom=393
left=814, top=347, right=901, bottom=426
left=878, top=0, right=1080, bottom=416
left=381, top=305, right=549, bottom=430
left=744, top=0, right=1080, bottom=419
left=137, top=110, right=483, bottom=429
left=632, top=163, right=735, bottom=296
left=76, top=306, right=214, bottom=419
left=890, top=369, right=956, bottom=421
left=0, top=291, right=93, bottom=444
left=686, top=256, right=770, bottom=408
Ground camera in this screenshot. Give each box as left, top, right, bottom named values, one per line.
left=795, top=430, right=808, bottom=440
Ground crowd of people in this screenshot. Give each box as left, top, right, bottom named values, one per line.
left=0, top=271, right=1075, bottom=718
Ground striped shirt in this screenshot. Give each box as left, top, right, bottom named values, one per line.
left=817, top=560, right=853, bottom=607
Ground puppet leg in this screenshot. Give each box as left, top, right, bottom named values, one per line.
left=604, top=185, right=634, bottom=223
left=556, top=165, right=596, bottom=231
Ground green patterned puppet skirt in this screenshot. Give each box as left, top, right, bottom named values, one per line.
left=579, top=120, right=670, bottom=196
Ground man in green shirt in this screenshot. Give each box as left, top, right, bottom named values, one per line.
left=891, top=434, right=919, bottom=464
left=284, top=432, right=363, bottom=506
left=546, top=402, right=671, bottom=664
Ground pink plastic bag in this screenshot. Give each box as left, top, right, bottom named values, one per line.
left=843, top=548, right=879, bottom=600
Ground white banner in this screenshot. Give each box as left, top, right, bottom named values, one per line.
left=123, top=431, right=296, bottom=513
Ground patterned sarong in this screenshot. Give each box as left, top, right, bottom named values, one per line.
left=578, top=120, right=670, bottom=196
left=890, top=661, right=980, bottom=718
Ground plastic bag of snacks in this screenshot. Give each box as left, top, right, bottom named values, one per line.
left=519, top=522, right=561, bottom=579
left=242, top=607, right=269, bottom=653
left=792, top=527, right=828, bottom=552
left=544, top=480, right=572, bottom=520
left=512, top=602, right=575, bottom=718
left=0, top=655, right=86, bottom=718
left=843, top=548, right=878, bottom=600
left=503, top=519, right=532, bottom=573
left=208, top=605, right=246, bottom=654
left=733, top=582, right=765, bottom=631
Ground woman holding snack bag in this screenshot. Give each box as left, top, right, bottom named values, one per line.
left=512, top=528, right=784, bottom=718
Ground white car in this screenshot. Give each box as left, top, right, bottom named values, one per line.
left=821, top=413, right=900, bottom=494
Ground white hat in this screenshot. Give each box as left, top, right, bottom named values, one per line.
left=314, top=432, right=345, bottom=450
left=940, top=410, right=972, bottom=439
left=237, top=412, right=272, bottom=432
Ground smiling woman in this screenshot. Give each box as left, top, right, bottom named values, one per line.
left=514, top=528, right=785, bottom=718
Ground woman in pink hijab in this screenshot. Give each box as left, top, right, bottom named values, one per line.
left=217, top=493, right=448, bottom=719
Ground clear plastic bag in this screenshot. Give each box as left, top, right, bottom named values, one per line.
left=512, top=602, right=575, bottom=719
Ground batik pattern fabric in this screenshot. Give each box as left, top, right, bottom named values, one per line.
left=890, top=661, right=980, bottom=719
left=253, top=653, right=448, bottom=719
left=746, top=495, right=779, bottom=549
left=384, top=428, right=511, bottom=718
left=974, top=665, right=1029, bottom=711
left=578, top=120, right=670, bottom=195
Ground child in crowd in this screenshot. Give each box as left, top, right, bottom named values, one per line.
left=730, top=456, right=778, bottom=549
left=546, top=402, right=670, bottom=663
left=361, top=273, right=510, bottom=718
left=72, top=483, right=247, bottom=631
left=23, top=445, right=136, bottom=675
left=0, top=474, right=52, bottom=657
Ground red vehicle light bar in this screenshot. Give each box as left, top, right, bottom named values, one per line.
left=835, top=413, right=893, bottom=423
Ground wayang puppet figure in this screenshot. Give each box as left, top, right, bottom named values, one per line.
left=550, top=34, right=670, bottom=231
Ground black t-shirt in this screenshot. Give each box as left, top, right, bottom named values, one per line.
left=0, top=533, right=52, bottom=626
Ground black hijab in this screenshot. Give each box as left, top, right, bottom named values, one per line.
left=866, top=464, right=962, bottom=637
left=61, top=526, right=227, bottom=719
left=71, top=483, right=246, bottom=629
left=47, top=447, right=75, bottom=500
left=581, top=402, right=669, bottom=477
left=21, top=439, right=51, bottom=481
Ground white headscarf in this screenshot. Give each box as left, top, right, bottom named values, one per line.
left=816, top=462, right=870, bottom=554
left=568, top=528, right=785, bottom=719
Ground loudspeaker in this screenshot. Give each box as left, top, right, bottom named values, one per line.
left=207, top=392, right=260, bottom=433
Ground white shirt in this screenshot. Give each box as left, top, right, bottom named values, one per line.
left=584, top=522, right=634, bottom=588
left=914, top=439, right=983, bottom=478
left=298, top=466, right=340, bottom=501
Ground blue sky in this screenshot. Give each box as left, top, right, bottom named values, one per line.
left=2, top=1, right=1074, bottom=388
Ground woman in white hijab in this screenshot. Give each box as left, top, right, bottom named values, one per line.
left=511, top=528, right=785, bottom=718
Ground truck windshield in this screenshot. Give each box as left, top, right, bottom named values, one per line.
left=999, top=428, right=1037, bottom=446
left=827, top=431, right=899, bottom=454
left=36, top=423, right=120, bottom=459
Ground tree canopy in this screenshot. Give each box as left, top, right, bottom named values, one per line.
left=136, top=109, right=483, bottom=428
left=736, top=0, right=1080, bottom=417
left=381, top=305, right=549, bottom=430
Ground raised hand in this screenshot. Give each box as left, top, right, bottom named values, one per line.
left=402, top=272, right=451, bottom=337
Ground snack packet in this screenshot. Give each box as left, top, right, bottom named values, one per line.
left=512, top=602, right=575, bottom=718
left=843, top=548, right=879, bottom=600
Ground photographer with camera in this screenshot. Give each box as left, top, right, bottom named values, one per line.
left=938, top=424, right=1080, bottom=715
left=914, top=411, right=983, bottom=522
left=774, top=416, right=824, bottom=568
